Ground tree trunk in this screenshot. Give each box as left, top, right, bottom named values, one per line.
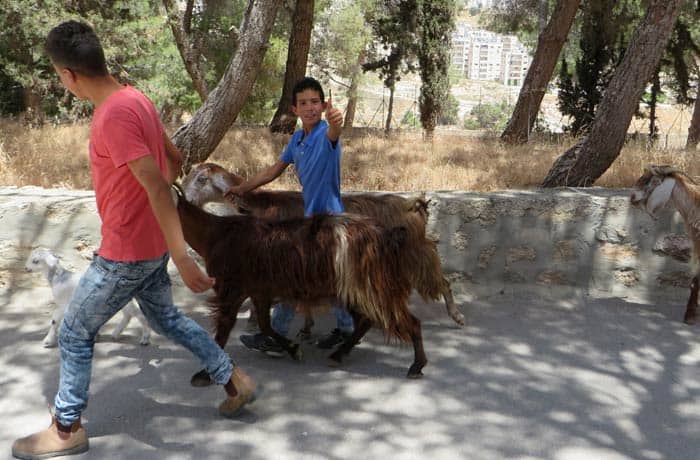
left=344, top=72, right=359, bottom=128
left=21, top=83, right=43, bottom=126
left=687, top=87, right=700, bottom=149
left=162, top=0, right=210, bottom=101
left=269, top=0, right=314, bottom=134
left=648, top=69, right=660, bottom=143
left=385, top=84, right=395, bottom=133
left=173, top=0, right=282, bottom=170
left=541, top=0, right=684, bottom=187
left=344, top=51, right=365, bottom=128
left=501, top=0, right=580, bottom=144
left=538, top=0, right=548, bottom=32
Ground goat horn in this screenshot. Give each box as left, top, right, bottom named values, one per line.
left=172, top=182, right=185, bottom=197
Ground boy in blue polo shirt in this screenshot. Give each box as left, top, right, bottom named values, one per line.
left=225, top=77, right=354, bottom=355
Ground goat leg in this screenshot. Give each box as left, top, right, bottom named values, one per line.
left=245, top=303, right=260, bottom=333
left=110, top=312, right=131, bottom=340
left=130, top=306, right=152, bottom=346
left=327, top=310, right=372, bottom=367
left=405, top=312, right=427, bottom=379
left=43, top=308, right=63, bottom=348
left=43, top=319, right=60, bottom=348
left=684, top=276, right=699, bottom=325
left=297, top=311, right=315, bottom=341
left=441, top=280, right=466, bottom=327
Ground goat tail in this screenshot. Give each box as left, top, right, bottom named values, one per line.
left=410, top=238, right=450, bottom=302
left=334, top=221, right=414, bottom=343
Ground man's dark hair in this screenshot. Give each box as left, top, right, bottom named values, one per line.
left=45, top=20, right=108, bottom=77
left=292, top=77, right=324, bottom=106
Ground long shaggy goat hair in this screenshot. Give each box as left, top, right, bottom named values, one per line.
left=181, top=162, right=465, bottom=328
left=173, top=184, right=427, bottom=378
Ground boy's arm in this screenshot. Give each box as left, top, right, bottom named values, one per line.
left=127, top=154, right=214, bottom=293
left=162, top=132, right=183, bottom=184
left=325, top=91, right=343, bottom=142
left=225, top=160, right=289, bottom=199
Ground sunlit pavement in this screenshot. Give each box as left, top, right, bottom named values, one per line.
left=3, top=281, right=699, bottom=460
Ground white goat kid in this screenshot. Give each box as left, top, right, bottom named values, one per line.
left=25, top=248, right=152, bottom=347
left=630, top=165, right=700, bottom=324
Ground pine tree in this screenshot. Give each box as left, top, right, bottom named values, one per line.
left=416, top=0, right=455, bottom=138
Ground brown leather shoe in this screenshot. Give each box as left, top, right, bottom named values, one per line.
left=12, top=416, right=88, bottom=459
left=219, top=367, right=257, bottom=418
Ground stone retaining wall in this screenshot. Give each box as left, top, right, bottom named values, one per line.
left=0, top=186, right=692, bottom=300
left=422, top=188, right=690, bottom=299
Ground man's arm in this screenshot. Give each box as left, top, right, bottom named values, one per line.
left=224, top=160, right=289, bottom=200
left=127, top=155, right=214, bottom=293
left=162, top=132, right=183, bottom=184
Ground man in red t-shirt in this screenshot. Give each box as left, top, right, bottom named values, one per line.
left=12, top=21, right=256, bottom=460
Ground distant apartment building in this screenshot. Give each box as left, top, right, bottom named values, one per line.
left=451, top=22, right=532, bottom=86
left=466, top=0, right=496, bottom=8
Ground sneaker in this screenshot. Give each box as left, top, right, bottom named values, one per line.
left=12, top=416, right=89, bottom=460
left=316, top=328, right=352, bottom=349
left=219, top=367, right=258, bottom=418
left=240, top=333, right=285, bottom=357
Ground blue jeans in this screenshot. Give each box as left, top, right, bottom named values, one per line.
left=54, top=253, right=233, bottom=427
left=271, top=302, right=354, bottom=337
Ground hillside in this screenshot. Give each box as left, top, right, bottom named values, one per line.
left=342, top=76, right=692, bottom=147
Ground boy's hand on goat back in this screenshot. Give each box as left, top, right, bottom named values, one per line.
left=224, top=186, right=242, bottom=204
left=173, top=255, right=214, bottom=293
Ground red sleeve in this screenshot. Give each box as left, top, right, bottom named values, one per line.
left=101, top=105, right=153, bottom=168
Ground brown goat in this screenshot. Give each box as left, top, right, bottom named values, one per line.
left=182, top=162, right=466, bottom=330
left=631, top=165, right=700, bottom=324
left=172, top=185, right=428, bottom=379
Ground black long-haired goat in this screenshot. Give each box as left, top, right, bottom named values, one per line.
left=172, top=185, right=428, bottom=378
left=181, top=162, right=465, bottom=330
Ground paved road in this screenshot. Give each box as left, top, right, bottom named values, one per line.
left=2, top=278, right=699, bottom=460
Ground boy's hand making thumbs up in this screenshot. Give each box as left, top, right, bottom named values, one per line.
left=325, top=89, right=343, bottom=142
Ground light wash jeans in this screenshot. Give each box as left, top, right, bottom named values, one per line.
left=271, top=302, right=354, bottom=337
left=54, top=253, right=233, bottom=427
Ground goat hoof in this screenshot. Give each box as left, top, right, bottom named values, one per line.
left=407, top=363, right=425, bottom=379
left=451, top=312, right=466, bottom=327
left=683, top=316, right=697, bottom=325
left=326, top=353, right=343, bottom=368
left=285, top=344, right=303, bottom=361
left=191, top=369, right=213, bottom=387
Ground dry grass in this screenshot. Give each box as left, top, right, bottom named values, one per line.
left=0, top=118, right=697, bottom=191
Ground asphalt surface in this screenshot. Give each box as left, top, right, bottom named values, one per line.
left=3, top=280, right=700, bottom=460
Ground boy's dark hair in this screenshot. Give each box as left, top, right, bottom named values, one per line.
left=45, top=20, right=108, bottom=77
left=292, top=77, right=324, bottom=106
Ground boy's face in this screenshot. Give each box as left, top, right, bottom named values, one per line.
left=291, top=88, right=326, bottom=129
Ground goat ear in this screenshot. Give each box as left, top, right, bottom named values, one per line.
left=646, top=177, right=675, bottom=216
left=45, top=253, right=59, bottom=269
